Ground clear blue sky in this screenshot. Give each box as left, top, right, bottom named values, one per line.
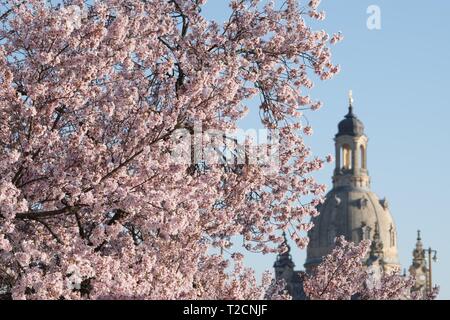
left=202, top=0, right=450, bottom=299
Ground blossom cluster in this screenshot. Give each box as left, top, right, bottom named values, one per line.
left=0, top=0, right=341, bottom=299
left=302, top=237, right=439, bottom=300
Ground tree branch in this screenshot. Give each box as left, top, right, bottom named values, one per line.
left=14, top=206, right=78, bottom=220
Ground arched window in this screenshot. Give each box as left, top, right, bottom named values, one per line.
left=360, top=145, right=366, bottom=169
left=341, top=144, right=352, bottom=169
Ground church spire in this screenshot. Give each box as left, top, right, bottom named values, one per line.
left=333, top=92, right=370, bottom=189
left=409, top=230, right=429, bottom=297
left=412, top=230, right=425, bottom=264
left=338, top=90, right=363, bottom=135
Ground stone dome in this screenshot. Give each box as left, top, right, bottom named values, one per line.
left=273, top=92, right=414, bottom=299
left=304, top=94, right=400, bottom=273
left=305, top=187, right=400, bottom=271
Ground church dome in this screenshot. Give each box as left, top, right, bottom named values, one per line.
left=305, top=188, right=400, bottom=271
left=273, top=92, right=411, bottom=298
left=336, top=107, right=365, bottom=137
left=304, top=91, right=400, bottom=272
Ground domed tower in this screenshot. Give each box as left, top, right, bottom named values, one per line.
left=305, top=91, right=400, bottom=273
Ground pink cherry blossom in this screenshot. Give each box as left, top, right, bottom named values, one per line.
left=330, top=32, right=344, bottom=45
left=302, top=237, right=438, bottom=300
left=0, top=0, right=342, bottom=299
left=303, top=126, right=314, bottom=136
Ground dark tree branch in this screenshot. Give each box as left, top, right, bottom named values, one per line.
left=15, top=206, right=74, bottom=220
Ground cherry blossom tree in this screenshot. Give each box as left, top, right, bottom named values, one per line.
left=0, top=0, right=343, bottom=299
left=302, top=236, right=439, bottom=300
